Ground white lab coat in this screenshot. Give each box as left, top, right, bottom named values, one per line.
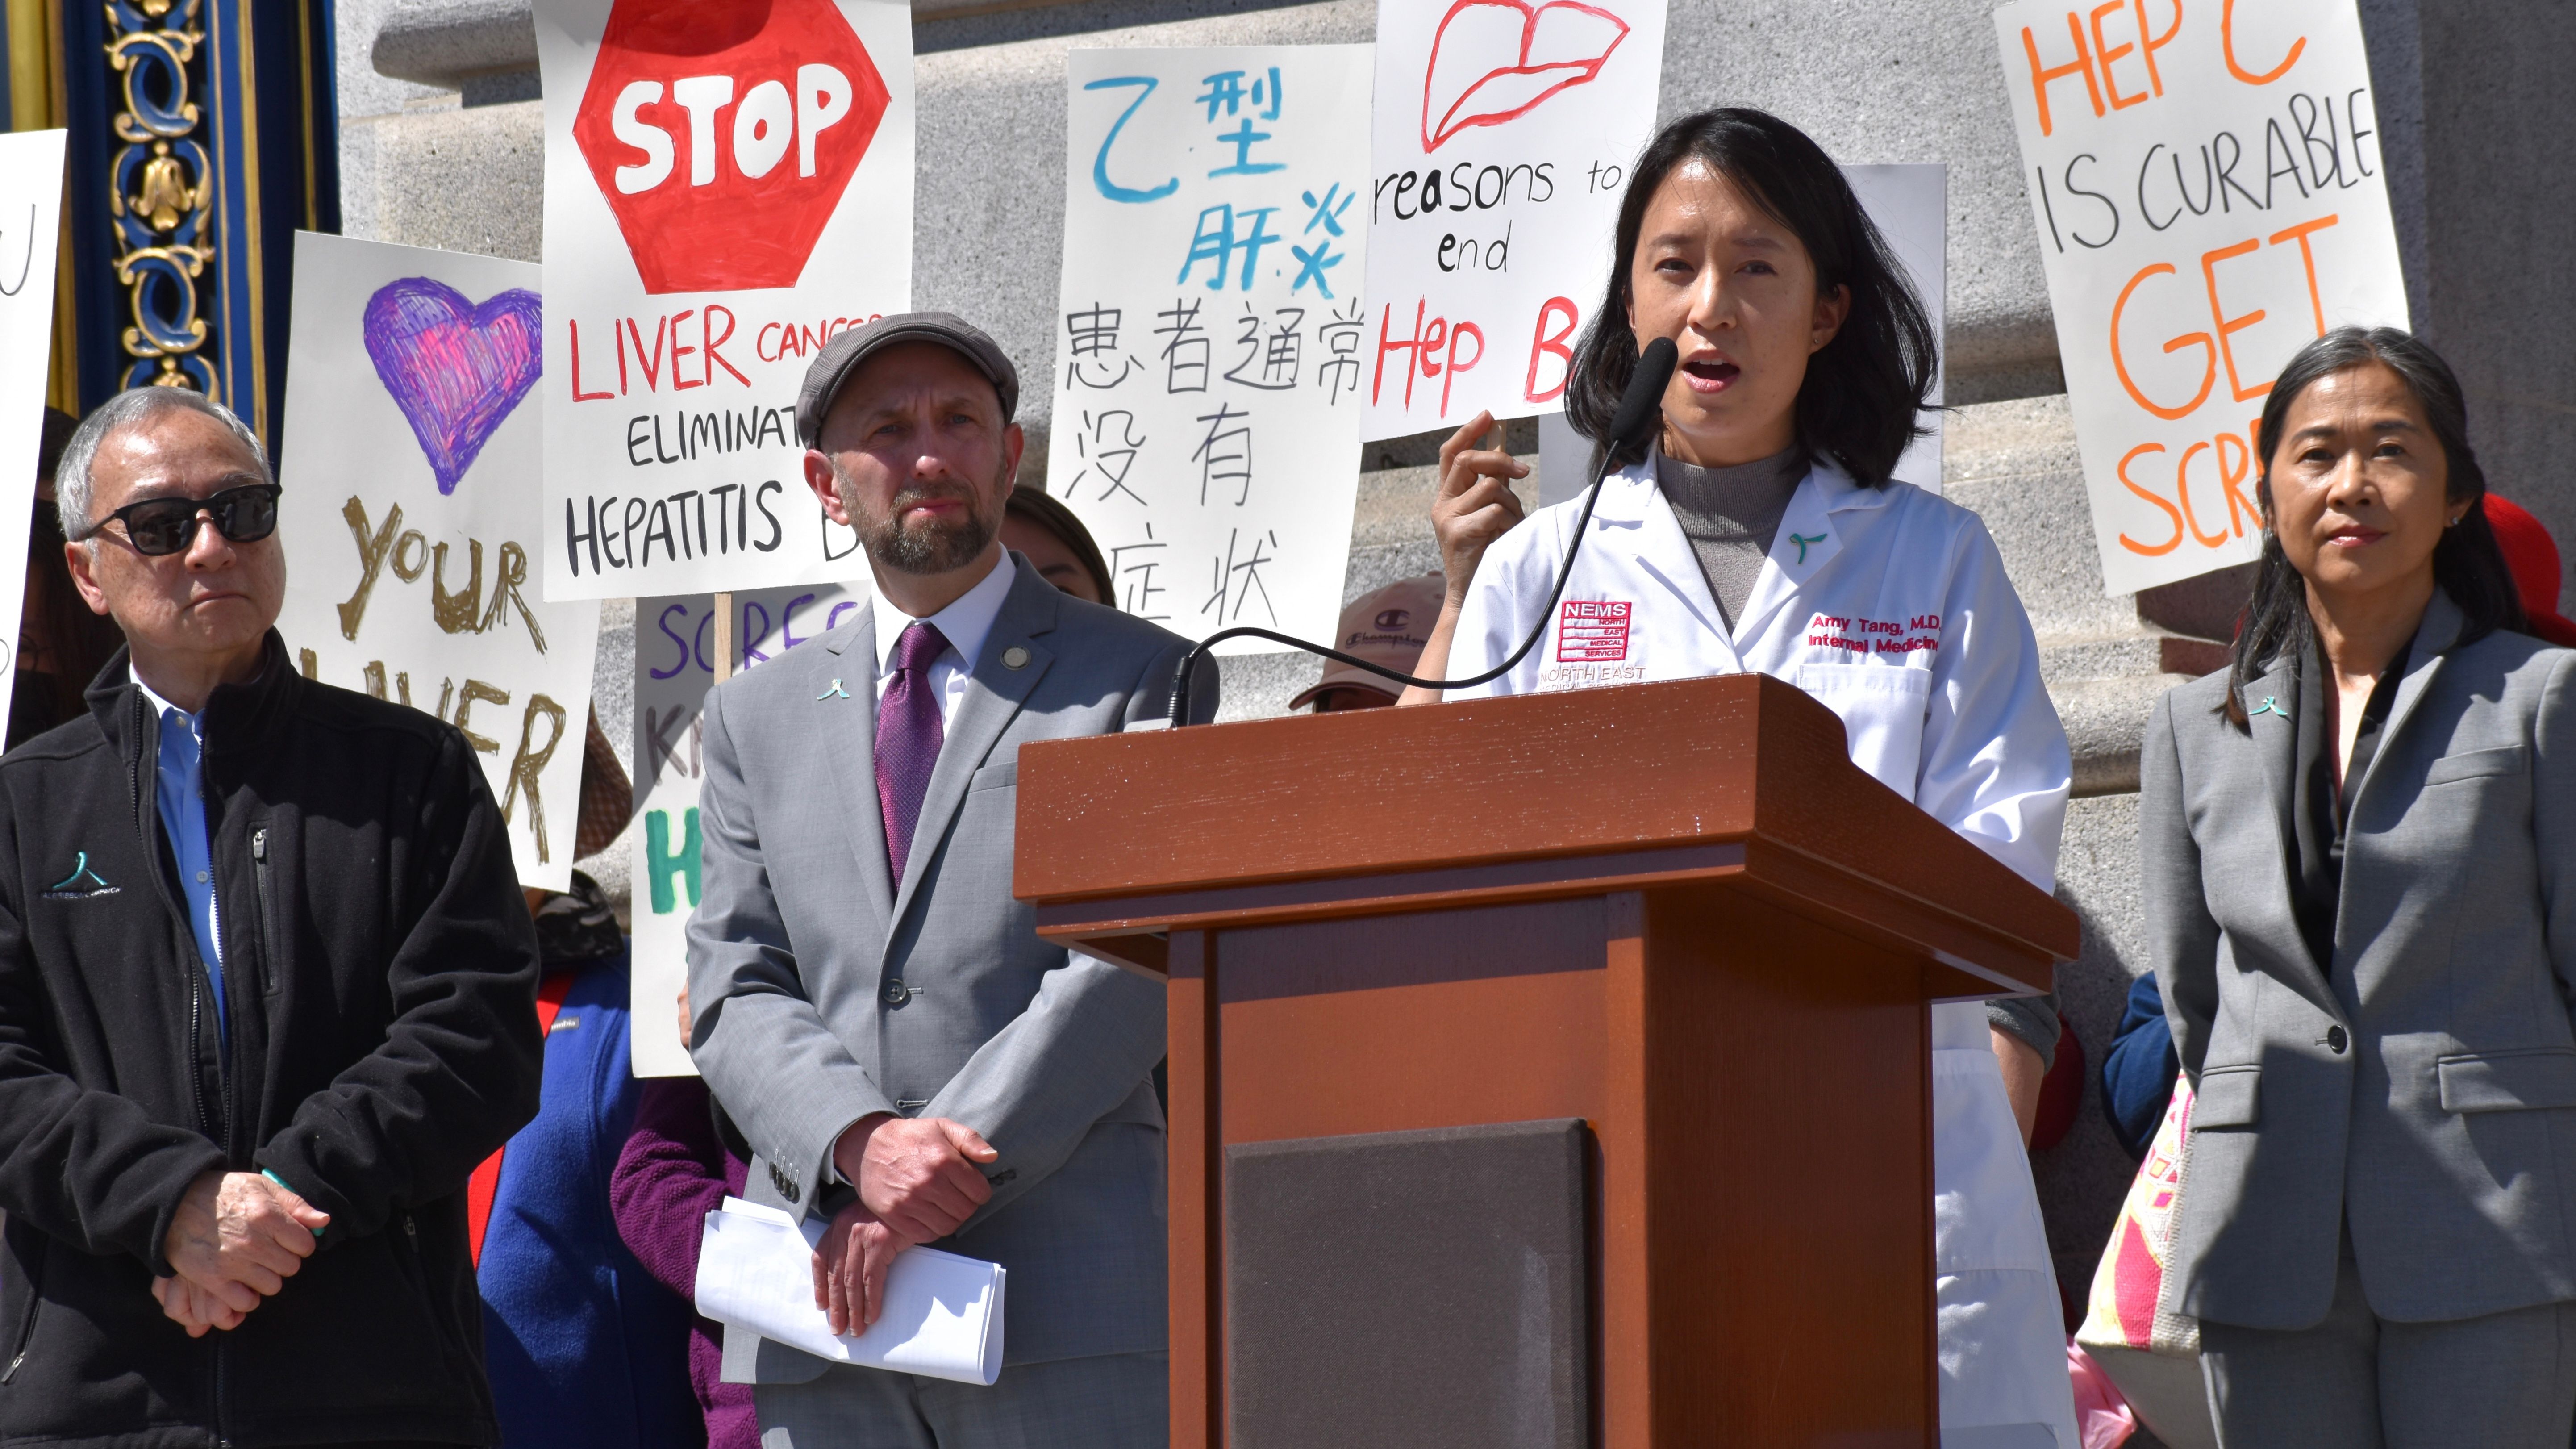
left=1449, top=452, right=2080, bottom=1449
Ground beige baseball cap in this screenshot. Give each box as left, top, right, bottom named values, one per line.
left=1288, top=572, right=1447, bottom=710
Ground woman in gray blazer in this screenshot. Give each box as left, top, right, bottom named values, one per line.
left=2143, top=327, right=2576, bottom=1447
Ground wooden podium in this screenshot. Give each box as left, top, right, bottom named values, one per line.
left=1015, top=674, right=2077, bottom=1448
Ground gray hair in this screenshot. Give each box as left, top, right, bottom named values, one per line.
left=56, top=387, right=273, bottom=542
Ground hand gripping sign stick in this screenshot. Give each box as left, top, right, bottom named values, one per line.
left=1163, top=338, right=1679, bottom=728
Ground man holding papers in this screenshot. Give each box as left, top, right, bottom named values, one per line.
left=687, top=313, right=1203, bottom=1447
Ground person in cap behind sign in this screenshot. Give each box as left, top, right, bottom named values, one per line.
left=0, top=387, right=542, bottom=1447
left=2146, top=327, right=2576, bottom=1446
left=1289, top=572, right=1446, bottom=712
left=686, top=312, right=1207, bottom=1448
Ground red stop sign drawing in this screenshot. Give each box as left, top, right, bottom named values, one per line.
left=571, top=0, right=890, bottom=294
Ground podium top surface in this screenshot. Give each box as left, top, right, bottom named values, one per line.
left=1015, top=673, right=2078, bottom=990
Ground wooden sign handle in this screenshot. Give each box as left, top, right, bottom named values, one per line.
left=712, top=592, right=734, bottom=683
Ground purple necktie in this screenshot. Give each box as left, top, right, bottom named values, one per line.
left=875, top=621, right=950, bottom=883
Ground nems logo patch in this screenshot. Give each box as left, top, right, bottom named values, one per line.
left=1555, top=598, right=1632, bottom=662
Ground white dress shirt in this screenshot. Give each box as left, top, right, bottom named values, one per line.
left=870, top=550, right=1016, bottom=728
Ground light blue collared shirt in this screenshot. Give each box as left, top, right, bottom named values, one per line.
left=133, top=671, right=225, bottom=1040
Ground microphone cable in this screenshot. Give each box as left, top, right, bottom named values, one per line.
left=1162, top=337, right=1680, bottom=728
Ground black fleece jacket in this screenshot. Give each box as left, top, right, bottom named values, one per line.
left=0, top=637, right=542, bottom=1448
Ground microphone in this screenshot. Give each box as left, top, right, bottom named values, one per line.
left=1162, top=337, right=1679, bottom=727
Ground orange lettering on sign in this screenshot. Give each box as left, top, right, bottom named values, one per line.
left=2118, top=442, right=2186, bottom=556
left=2200, top=237, right=2269, bottom=402
left=2091, top=0, right=2147, bottom=110
left=2175, top=441, right=2231, bottom=547
left=2134, top=0, right=2181, bottom=96
left=2111, top=263, right=2217, bottom=420
left=2267, top=213, right=2341, bottom=336
left=2022, top=13, right=2105, bottom=136
left=2217, top=429, right=2260, bottom=535
left=2222, top=0, right=2305, bottom=85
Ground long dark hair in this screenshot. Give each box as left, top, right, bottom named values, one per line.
left=1563, top=108, right=1938, bottom=484
left=2221, top=326, right=2523, bottom=729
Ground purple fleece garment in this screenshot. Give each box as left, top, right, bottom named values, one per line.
left=613, top=1077, right=757, bottom=1449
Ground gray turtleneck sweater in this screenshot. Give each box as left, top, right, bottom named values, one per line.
left=1653, top=445, right=1805, bottom=631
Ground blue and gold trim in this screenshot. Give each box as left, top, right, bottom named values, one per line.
left=106, top=0, right=217, bottom=395
left=24, top=0, right=338, bottom=441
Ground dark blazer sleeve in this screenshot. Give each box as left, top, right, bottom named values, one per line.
left=2532, top=651, right=2576, bottom=1037
left=0, top=844, right=226, bottom=1272
left=2143, top=689, right=2223, bottom=1082
left=923, top=636, right=1212, bottom=1228
left=254, top=728, right=544, bottom=1245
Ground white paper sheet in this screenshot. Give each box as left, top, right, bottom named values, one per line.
left=694, top=1198, right=1005, bottom=1387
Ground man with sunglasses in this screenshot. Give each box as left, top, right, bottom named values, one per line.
left=0, top=387, right=544, bottom=1449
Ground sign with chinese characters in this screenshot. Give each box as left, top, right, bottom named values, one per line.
left=1993, top=0, right=2406, bottom=594
left=275, top=233, right=602, bottom=891
left=1045, top=46, right=1373, bottom=654
left=629, top=584, right=864, bottom=1076
left=1359, top=0, right=1669, bottom=441
left=533, top=0, right=914, bottom=600
left=0, top=130, right=61, bottom=730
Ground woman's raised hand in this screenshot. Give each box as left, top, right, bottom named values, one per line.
left=1398, top=412, right=1531, bottom=706
left=1431, top=410, right=1528, bottom=606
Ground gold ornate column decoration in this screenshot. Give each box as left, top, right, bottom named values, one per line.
left=104, top=0, right=214, bottom=392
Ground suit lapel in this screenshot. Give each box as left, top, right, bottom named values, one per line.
left=887, top=562, right=1060, bottom=927
left=2348, top=589, right=2461, bottom=818
left=821, top=606, right=896, bottom=932
left=2242, top=651, right=2339, bottom=999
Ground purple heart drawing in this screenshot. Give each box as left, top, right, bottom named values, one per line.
left=362, top=277, right=543, bottom=496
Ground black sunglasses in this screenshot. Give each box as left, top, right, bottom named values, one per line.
left=87, top=482, right=282, bottom=557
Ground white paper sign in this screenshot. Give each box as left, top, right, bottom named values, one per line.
left=276, top=234, right=603, bottom=890
left=0, top=131, right=63, bottom=725
left=1536, top=163, right=1950, bottom=503
left=534, top=0, right=915, bottom=601
left=1992, top=0, right=2406, bottom=595
left=1043, top=46, right=1374, bottom=655
left=630, top=582, right=865, bottom=1076
left=1359, top=0, right=1668, bottom=441
left=696, top=1198, right=1005, bottom=1386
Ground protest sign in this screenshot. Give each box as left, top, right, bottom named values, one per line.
left=1992, top=0, right=2406, bottom=595
left=1045, top=46, right=1373, bottom=653
left=0, top=131, right=61, bottom=728
left=277, top=233, right=602, bottom=890
left=534, top=0, right=914, bottom=601
left=630, top=583, right=865, bottom=1076
left=1359, top=0, right=1668, bottom=442
left=1536, top=163, right=1949, bottom=504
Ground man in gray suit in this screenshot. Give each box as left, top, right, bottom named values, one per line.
left=688, top=313, right=1199, bottom=1446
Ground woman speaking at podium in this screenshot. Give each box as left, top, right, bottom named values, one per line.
left=1415, top=109, right=2078, bottom=1447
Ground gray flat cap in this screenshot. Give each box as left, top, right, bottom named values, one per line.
left=795, top=311, right=1020, bottom=446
